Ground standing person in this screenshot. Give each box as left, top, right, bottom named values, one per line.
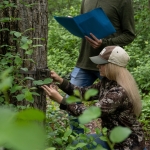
left=42, top=46, right=145, bottom=150
left=69, top=0, right=136, bottom=134
left=71, top=0, right=135, bottom=86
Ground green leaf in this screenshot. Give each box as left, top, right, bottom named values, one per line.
left=43, top=78, right=53, bottom=84
left=102, top=127, right=108, bottom=136
left=75, top=143, right=87, bottom=148
left=14, top=56, right=22, bottom=66
left=63, top=128, right=72, bottom=137
left=21, top=36, right=28, bottom=43
left=33, top=80, right=44, bottom=86
left=78, top=106, right=101, bottom=124
left=109, top=126, right=132, bottom=143
left=16, top=108, right=45, bottom=121
left=24, top=77, right=34, bottom=81
left=94, top=145, right=107, bottom=150
left=31, top=92, right=40, bottom=96
left=30, top=87, right=37, bottom=90
left=25, top=49, right=33, bottom=55
left=95, top=127, right=101, bottom=134
left=24, top=91, right=33, bottom=102
left=21, top=43, right=29, bottom=50
left=0, top=28, right=9, bottom=32
left=84, top=89, right=98, bottom=100
left=27, top=39, right=32, bottom=44
left=0, top=67, right=13, bottom=80
left=66, top=96, right=81, bottom=104
left=14, top=32, right=21, bottom=38
left=10, top=85, right=22, bottom=93
left=100, top=136, right=107, bottom=142
left=55, top=138, right=62, bottom=145
left=20, top=68, right=28, bottom=71
left=0, top=77, right=12, bottom=91
left=73, top=89, right=81, bottom=97
left=9, top=122, right=46, bottom=150
left=3, top=1, right=9, bottom=4
left=16, top=94, right=24, bottom=101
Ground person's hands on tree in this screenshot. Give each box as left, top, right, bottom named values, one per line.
left=41, top=85, right=63, bottom=103
left=50, top=71, right=63, bottom=84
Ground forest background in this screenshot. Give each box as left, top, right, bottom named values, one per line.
left=0, top=0, right=150, bottom=150
left=48, top=0, right=150, bottom=149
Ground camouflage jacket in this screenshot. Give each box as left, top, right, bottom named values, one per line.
left=59, top=77, right=145, bottom=150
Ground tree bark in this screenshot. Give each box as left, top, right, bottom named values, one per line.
left=0, top=0, right=48, bottom=113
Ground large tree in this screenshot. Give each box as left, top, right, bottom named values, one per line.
left=0, top=0, right=48, bottom=113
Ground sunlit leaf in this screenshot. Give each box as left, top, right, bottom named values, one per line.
left=84, top=89, right=98, bottom=100
left=0, top=77, right=12, bottom=91
left=109, top=126, right=132, bottom=143
left=24, top=91, right=33, bottom=102
left=78, top=106, right=101, bottom=124
left=73, top=89, right=80, bottom=97
left=16, top=108, right=45, bottom=121
left=66, top=96, right=81, bottom=104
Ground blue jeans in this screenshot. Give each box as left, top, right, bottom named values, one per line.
left=69, top=67, right=102, bottom=134
left=70, top=67, right=102, bottom=87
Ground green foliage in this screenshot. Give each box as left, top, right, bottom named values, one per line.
left=84, top=89, right=98, bottom=100
left=0, top=107, right=46, bottom=150
left=100, top=127, right=132, bottom=150
left=139, top=94, right=150, bottom=140
left=1, top=0, right=150, bottom=149
left=45, top=103, right=75, bottom=150
left=78, top=106, right=101, bottom=124
left=0, top=18, right=50, bottom=105
left=47, top=1, right=81, bottom=77
left=109, top=127, right=132, bottom=143
left=46, top=90, right=131, bottom=150
left=66, top=96, right=81, bottom=104
left=126, top=0, right=150, bottom=94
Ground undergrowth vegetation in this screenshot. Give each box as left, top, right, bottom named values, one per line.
left=47, top=0, right=150, bottom=147
left=0, top=0, right=150, bottom=149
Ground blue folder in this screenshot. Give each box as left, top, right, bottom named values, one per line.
left=54, top=8, right=116, bottom=39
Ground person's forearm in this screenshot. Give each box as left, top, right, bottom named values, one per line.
left=57, top=77, right=63, bottom=84
left=102, top=32, right=135, bottom=47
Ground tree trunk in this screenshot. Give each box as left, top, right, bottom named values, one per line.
left=0, top=0, right=48, bottom=113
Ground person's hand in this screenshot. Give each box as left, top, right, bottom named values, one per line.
left=50, top=71, right=63, bottom=84
left=85, top=33, right=102, bottom=49
left=41, top=85, right=63, bottom=103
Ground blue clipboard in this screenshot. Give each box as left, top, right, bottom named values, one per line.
left=54, top=8, right=116, bottom=39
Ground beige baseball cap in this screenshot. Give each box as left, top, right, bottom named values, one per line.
left=89, top=46, right=130, bottom=67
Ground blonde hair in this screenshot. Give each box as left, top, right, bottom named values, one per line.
left=104, top=63, right=142, bottom=117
